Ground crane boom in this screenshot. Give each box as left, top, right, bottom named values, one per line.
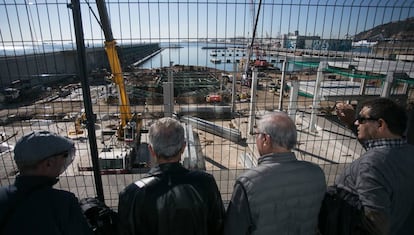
left=95, top=0, right=140, bottom=141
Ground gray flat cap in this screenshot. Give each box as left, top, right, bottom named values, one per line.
left=14, top=130, right=74, bottom=166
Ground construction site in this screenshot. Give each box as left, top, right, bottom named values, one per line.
left=1, top=1, right=414, bottom=208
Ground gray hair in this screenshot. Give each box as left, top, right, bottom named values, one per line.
left=148, top=117, right=185, bottom=159
left=257, top=111, right=297, bottom=150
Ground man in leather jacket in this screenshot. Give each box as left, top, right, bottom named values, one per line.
left=0, top=130, right=93, bottom=235
left=118, top=117, right=225, bottom=235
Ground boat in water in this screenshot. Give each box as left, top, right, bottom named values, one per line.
left=210, top=58, right=221, bottom=64
left=202, top=46, right=227, bottom=50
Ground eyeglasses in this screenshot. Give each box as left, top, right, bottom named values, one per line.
left=355, top=115, right=379, bottom=124
left=47, top=147, right=76, bottom=163
left=253, top=131, right=268, bottom=137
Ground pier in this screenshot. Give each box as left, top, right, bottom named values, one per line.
left=0, top=43, right=160, bottom=87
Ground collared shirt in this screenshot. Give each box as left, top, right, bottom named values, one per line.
left=364, top=138, right=407, bottom=150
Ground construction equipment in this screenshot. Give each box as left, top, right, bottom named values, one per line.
left=77, top=1, right=147, bottom=174
left=68, top=110, right=87, bottom=136
left=96, top=0, right=142, bottom=143
left=79, top=1, right=203, bottom=174
left=206, top=94, right=222, bottom=103
left=68, top=107, right=99, bottom=137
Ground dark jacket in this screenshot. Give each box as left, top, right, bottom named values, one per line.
left=407, top=109, right=413, bottom=144
left=224, top=152, right=326, bottom=235
left=335, top=140, right=414, bottom=235
left=118, top=162, right=225, bottom=235
left=0, top=175, right=93, bottom=235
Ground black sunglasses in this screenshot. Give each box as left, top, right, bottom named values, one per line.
left=355, top=115, right=379, bottom=124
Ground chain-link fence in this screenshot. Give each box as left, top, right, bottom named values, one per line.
left=1, top=0, right=413, bottom=208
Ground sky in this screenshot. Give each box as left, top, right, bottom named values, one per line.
left=1, top=0, right=413, bottom=46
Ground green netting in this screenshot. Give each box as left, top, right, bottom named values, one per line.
left=298, top=91, right=314, bottom=98
left=324, top=67, right=386, bottom=80
left=396, top=78, right=414, bottom=85
left=292, top=61, right=413, bottom=84
left=291, top=61, right=320, bottom=68
left=292, top=60, right=385, bottom=79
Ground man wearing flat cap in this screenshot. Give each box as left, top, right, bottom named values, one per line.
left=0, top=130, right=92, bottom=235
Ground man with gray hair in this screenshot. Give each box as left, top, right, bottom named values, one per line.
left=224, top=111, right=326, bottom=235
left=118, top=117, right=225, bottom=235
left=0, top=130, right=92, bottom=235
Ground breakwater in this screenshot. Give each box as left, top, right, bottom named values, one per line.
left=0, top=43, right=160, bottom=87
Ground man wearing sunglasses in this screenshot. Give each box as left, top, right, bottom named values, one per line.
left=0, top=130, right=92, bottom=235
left=336, top=100, right=413, bottom=144
left=335, top=98, right=414, bottom=235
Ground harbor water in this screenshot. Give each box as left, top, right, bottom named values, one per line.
left=2, top=41, right=360, bottom=73
left=138, top=42, right=301, bottom=72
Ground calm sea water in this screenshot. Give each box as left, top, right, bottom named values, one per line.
left=3, top=41, right=362, bottom=72
left=139, top=42, right=294, bottom=72
left=2, top=41, right=284, bottom=72
left=0, top=43, right=75, bottom=57
left=139, top=42, right=372, bottom=72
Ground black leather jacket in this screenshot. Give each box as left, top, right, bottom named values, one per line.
left=118, top=162, right=225, bottom=235
left=0, top=175, right=93, bottom=235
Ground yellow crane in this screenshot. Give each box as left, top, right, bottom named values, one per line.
left=96, top=0, right=142, bottom=143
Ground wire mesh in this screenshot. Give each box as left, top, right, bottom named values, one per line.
left=1, top=0, right=413, bottom=208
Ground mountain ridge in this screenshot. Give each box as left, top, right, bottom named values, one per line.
left=354, top=17, right=414, bottom=41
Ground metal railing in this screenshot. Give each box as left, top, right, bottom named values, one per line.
left=1, top=0, right=413, bottom=208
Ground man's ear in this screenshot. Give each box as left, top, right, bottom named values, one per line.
left=377, top=118, right=394, bottom=137
left=148, top=144, right=157, bottom=158
left=263, top=134, right=271, bottom=145
left=41, top=158, right=53, bottom=168
left=36, top=158, right=54, bottom=173
left=180, top=141, right=186, bottom=154
left=377, top=118, right=386, bottom=129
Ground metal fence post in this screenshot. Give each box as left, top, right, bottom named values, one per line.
left=310, top=61, right=327, bottom=133
left=248, top=68, right=258, bottom=135
left=69, top=0, right=104, bottom=202
left=381, top=72, right=395, bottom=98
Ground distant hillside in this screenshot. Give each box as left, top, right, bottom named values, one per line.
left=354, top=17, right=414, bottom=41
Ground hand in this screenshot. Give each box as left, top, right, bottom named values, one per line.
left=335, top=103, right=356, bottom=128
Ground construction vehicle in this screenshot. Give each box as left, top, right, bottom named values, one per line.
left=68, top=110, right=87, bottom=136
left=96, top=0, right=142, bottom=143
left=206, top=94, right=222, bottom=103
left=93, top=139, right=151, bottom=174
left=78, top=0, right=146, bottom=174
left=77, top=1, right=203, bottom=174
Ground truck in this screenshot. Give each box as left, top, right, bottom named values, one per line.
left=97, top=144, right=151, bottom=174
